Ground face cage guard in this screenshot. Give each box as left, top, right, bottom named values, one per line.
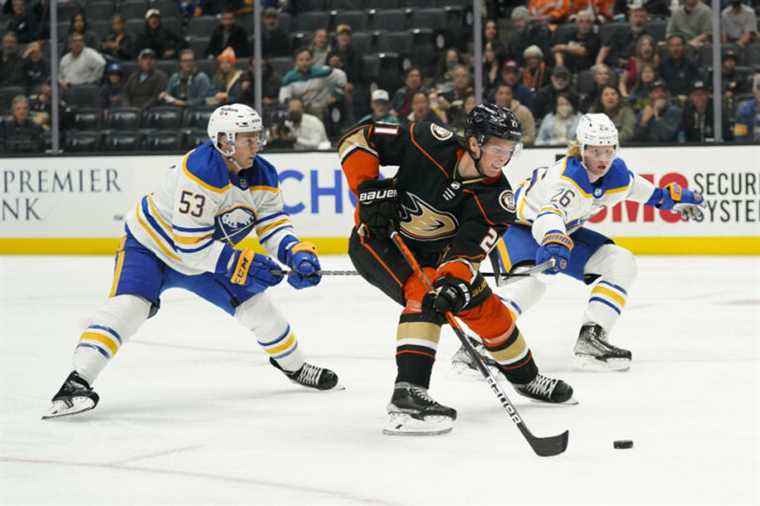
left=214, top=129, right=267, bottom=158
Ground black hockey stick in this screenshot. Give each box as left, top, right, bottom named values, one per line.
left=269, top=265, right=555, bottom=279
left=391, top=231, right=569, bottom=457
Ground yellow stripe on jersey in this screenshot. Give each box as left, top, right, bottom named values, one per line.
left=80, top=331, right=119, bottom=356
left=181, top=152, right=231, bottom=194
left=605, top=184, right=631, bottom=195
left=267, top=332, right=297, bottom=355
left=135, top=204, right=181, bottom=261
left=256, top=217, right=290, bottom=236
left=591, top=285, right=626, bottom=307
left=496, top=237, right=512, bottom=272
left=108, top=237, right=126, bottom=298
left=146, top=195, right=212, bottom=245
left=250, top=185, right=280, bottom=193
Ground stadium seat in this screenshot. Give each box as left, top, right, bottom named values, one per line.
left=187, top=36, right=210, bottom=58
left=183, top=107, right=214, bottom=129
left=700, top=44, right=740, bottom=66
left=362, top=54, right=380, bottom=83
left=745, top=43, right=760, bottom=66
left=270, top=57, right=294, bottom=76
left=106, top=107, right=142, bottom=130
left=119, top=0, right=148, bottom=20
left=278, top=12, right=292, bottom=33
left=377, top=31, right=413, bottom=55
left=152, top=0, right=181, bottom=19
left=183, top=129, right=209, bottom=149
left=156, top=59, right=179, bottom=77
left=295, top=12, right=330, bottom=32
left=143, top=131, right=183, bottom=151
left=599, top=22, right=626, bottom=43
left=65, top=84, right=100, bottom=108
left=290, top=31, right=312, bottom=49
left=645, top=20, right=666, bottom=43
left=161, top=17, right=182, bottom=37
left=90, top=20, right=111, bottom=42
left=576, top=69, right=595, bottom=95
left=333, top=10, right=368, bottom=31
left=68, top=107, right=102, bottom=130
left=553, top=22, right=577, bottom=42
left=366, top=0, right=400, bottom=7
left=125, top=18, right=146, bottom=37
left=327, top=0, right=365, bottom=9
left=410, top=28, right=436, bottom=67
left=143, top=107, right=183, bottom=129
left=64, top=131, right=101, bottom=152
left=187, top=16, right=218, bottom=38
left=104, top=130, right=143, bottom=151
left=411, top=8, right=447, bottom=31
left=195, top=59, right=216, bottom=78
left=350, top=31, right=373, bottom=53
left=370, top=9, right=409, bottom=31
left=88, top=2, right=115, bottom=20
left=300, top=0, right=326, bottom=10
left=377, top=52, right=402, bottom=91
left=0, top=86, right=25, bottom=113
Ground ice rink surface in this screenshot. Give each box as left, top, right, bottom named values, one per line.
left=1, top=254, right=758, bottom=506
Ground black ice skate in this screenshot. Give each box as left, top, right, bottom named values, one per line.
left=573, top=324, right=632, bottom=372
left=514, top=374, right=577, bottom=405
left=42, top=371, right=99, bottom=420
left=383, top=382, right=457, bottom=436
left=450, top=337, right=500, bottom=378
left=270, top=358, right=340, bottom=390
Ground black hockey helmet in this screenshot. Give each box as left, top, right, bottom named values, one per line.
left=465, top=103, right=522, bottom=146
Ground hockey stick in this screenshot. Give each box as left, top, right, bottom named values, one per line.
left=390, top=231, right=569, bottom=457
left=268, top=266, right=555, bottom=279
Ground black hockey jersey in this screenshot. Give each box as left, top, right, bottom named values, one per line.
left=339, top=121, right=518, bottom=265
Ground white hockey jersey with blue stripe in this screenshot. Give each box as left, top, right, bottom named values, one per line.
left=125, top=141, right=298, bottom=276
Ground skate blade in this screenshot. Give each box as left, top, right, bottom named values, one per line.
left=41, top=397, right=96, bottom=420
left=526, top=396, right=579, bottom=406
left=382, top=412, right=454, bottom=436
left=573, top=354, right=630, bottom=372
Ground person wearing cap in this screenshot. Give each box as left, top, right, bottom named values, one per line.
left=552, top=9, right=601, bottom=74
left=681, top=81, right=732, bottom=143
left=328, top=24, right=364, bottom=87
left=521, top=45, right=548, bottom=92
left=660, top=34, right=700, bottom=98
left=160, top=48, right=211, bottom=108
left=136, top=7, right=185, bottom=60
left=634, top=79, right=682, bottom=143
left=206, top=47, right=242, bottom=107
left=493, top=83, right=536, bottom=144
left=262, top=7, right=291, bottom=58
left=124, top=48, right=168, bottom=110
left=279, top=47, right=347, bottom=119
left=733, top=72, right=760, bottom=142
left=666, top=0, right=712, bottom=48
left=59, top=32, right=106, bottom=89
left=532, top=64, right=578, bottom=122
left=721, top=49, right=750, bottom=96
left=100, top=62, right=129, bottom=109
left=358, top=89, right=400, bottom=126
left=722, top=0, right=758, bottom=47
left=206, top=7, right=250, bottom=59
left=101, top=14, right=136, bottom=61
left=496, top=60, right=535, bottom=109
left=596, top=1, right=651, bottom=69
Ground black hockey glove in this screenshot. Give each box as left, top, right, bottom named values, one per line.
left=423, top=276, right=472, bottom=315
left=357, top=178, right=399, bottom=236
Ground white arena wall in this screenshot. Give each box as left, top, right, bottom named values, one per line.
left=1, top=144, right=758, bottom=255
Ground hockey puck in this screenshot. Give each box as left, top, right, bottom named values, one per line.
left=613, top=440, right=633, bottom=449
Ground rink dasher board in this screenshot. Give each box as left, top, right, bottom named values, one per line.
left=1, top=144, right=759, bottom=255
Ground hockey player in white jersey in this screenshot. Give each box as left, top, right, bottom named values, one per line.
left=452, top=113, right=704, bottom=372
left=44, top=104, right=340, bottom=419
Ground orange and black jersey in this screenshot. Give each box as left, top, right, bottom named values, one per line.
left=338, top=121, right=518, bottom=265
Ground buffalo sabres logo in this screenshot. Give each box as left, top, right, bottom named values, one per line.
left=499, top=190, right=516, bottom=213
left=430, top=123, right=453, bottom=141
left=399, top=192, right=458, bottom=241
left=214, top=206, right=256, bottom=244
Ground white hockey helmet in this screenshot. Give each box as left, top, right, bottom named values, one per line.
left=207, top=103, right=263, bottom=157
left=576, top=113, right=618, bottom=149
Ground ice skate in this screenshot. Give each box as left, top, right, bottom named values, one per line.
left=270, top=358, right=341, bottom=390
left=42, top=371, right=99, bottom=420
left=513, top=374, right=577, bottom=405
left=383, top=382, right=457, bottom=436
left=573, top=324, right=631, bottom=372
left=450, top=337, right=500, bottom=379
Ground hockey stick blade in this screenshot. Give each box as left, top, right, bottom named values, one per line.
left=525, top=429, right=570, bottom=457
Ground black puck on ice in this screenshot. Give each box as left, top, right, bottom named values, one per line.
left=613, top=440, right=633, bottom=449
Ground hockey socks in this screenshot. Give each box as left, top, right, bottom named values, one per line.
left=394, top=311, right=442, bottom=388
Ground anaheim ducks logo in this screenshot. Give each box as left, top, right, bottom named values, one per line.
left=399, top=192, right=458, bottom=241
left=499, top=190, right=516, bottom=213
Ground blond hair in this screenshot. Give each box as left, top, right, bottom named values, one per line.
left=566, top=141, right=581, bottom=158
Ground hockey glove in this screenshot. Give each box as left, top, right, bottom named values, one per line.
left=285, top=241, right=321, bottom=289
left=228, top=249, right=284, bottom=290
left=651, top=183, right=704, bottom=220
left=357, top=178, right=399, bottom=237
left=535, top=231, right=573, bottom=275
left=423, top=275, right=472, bottom=315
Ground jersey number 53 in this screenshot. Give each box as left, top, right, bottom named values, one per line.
left=179, top=190, right=206, bottom=217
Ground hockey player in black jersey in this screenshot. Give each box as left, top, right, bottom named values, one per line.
left=338, top=104, right=575, bottom=436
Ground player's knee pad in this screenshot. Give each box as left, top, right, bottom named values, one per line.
left=85, top=294, right=151, bottom=342
left=585, top=244, right=637, bottom=289
left=402, top=266, right=436, bottom=310
left=234, top=293, right=288, bottom=338
left=501, top=269, right=547, bottom=317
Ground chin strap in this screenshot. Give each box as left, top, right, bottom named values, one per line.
left=466, top=135, right=487, bottom=177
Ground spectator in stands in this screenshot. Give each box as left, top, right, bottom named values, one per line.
left=206, top=7, right=250, bottom=59
left=581, top=63, right=616, bottom=112
left=239, top=57, right=280, bottom=108
left=483, top=42, right=504, bottom=94
left=437, top=64, right=473, bottom=131
left=392, top=67, right=425, bottom=118
left=619, top=34, right=659, bottom=98
left=721, top=0, right=757, bottom=47
left=137, top=8, right=185, bottom=60
left=279, top=47, right=347, bottom=119
left=310, top=29, right=330, bottom=67
left=2, top=95, right=43, bottom=152
left=570, top=0, right=615, bottom=21
left=634, top=79, right=682, bottom=142
left=282, top=97, right=330, bottom=150
left=99, top=62, right=128, bottom=109
left=66, top=12, right=98, bottom=52
left=28, top=80, right=65, bottom=130
left=0, top=31, right=25, bottom=88
left=404, top=91, right=446, bottom=126
left=592, top=84, right=635, bottom=142
left=627, top=61, right=658, bottom=111
left=497, top=60, right=534, bottom=109
left=660, top=34, right=700, bottom=99
left=521, top=45, right=548, bottom=93
left=529, top=0, right=570, bottom=25
left=532, top=64, right=576, bottom=122
left=22, top=40, right=47, bottom=90
left=734, top=73, right=760, bottom=142
left=59, top=33, right=106, bottom=90
left=596, top=0, right=650, bottom=69
left=358, top=89, right=399, bottom=125
left=124, top=48, right=168, bottom=110
left=667, top=0, right=712, bottom=48
left=435, top=48, right=464, bottom=94
left=5, top=0, right=38, bottom=43
left=493, top=84, right=536, bottom=145
left=206, top=47, right=242, bottom=107
left=101, top=15, right=135, bottom=61
left=262, top=7, right=291, bottom=58
left=159, top=49, right=211, bottom=108
left=507, top=6, right=552, bottom=66
left=552, top=10, right=601, bottom=74
left=721, top=49, right=750, bottom=96
left=328, top=24, right=363, bottom=87
left=483, top=19, right=507, bottom=61
left=681, top=81, right=732, bottom=143
left=535, top=92, right=580, bottom=145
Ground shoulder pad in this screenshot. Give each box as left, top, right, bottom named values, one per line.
left=183, top=142, right=231, bottom=193
left=248, top=155, right=280, bottom=189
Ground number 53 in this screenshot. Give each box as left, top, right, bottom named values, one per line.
left=179, top=190, right=206, bottom=217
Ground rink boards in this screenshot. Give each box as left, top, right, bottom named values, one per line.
left=1, top=144, right=758, bottom=255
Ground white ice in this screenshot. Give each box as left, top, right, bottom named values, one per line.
left=1, top=255, right=758, bottom=506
